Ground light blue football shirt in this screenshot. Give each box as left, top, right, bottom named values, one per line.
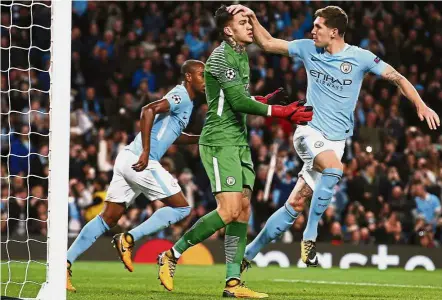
left=288, top=39, right=387, bottom=140
left=415, top=194, right=441, bottom=224
left=126, top=85, right=193, bottom=161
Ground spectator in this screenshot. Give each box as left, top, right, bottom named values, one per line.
left=95, top=30, right=115, bottom=58
left=360, top=29, right=386, bottom=56
left=132, top=59, right=156, bottom=91
left=1, top=2, right=441, bottom=248
left=9, top=125, right=36, bottom=175
left=412, top=181, right=441, bottom=227
left=184, top=24, right=209, bottom=59
left=82, top=87, right=102, bottom=123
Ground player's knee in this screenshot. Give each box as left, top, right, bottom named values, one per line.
left=100, top=213, right=119, bottom=228
left=287, top=180, right=313, bottom=212
left=216, top=209, right=232, bottom=224
left=320, top=161, right=343, bottom=173
left=229, top=209, right=242, bottom=222
left=241, top=196, right=251, bottom=210
left=239, top=203, right=252, bottom=221
left=334, top=161, right=344, bottom=171
left=216, top=194, right=242, bottom=223
left=321, top=168, right=344, bottom=190
left=288, top=188, right=313, bottom=212
left=288, top=196, right=307, bottom=212
left=315, top=151, right=343, bottom=172
left=219, top=204, right=242, bottom=223
left=100, top=203, right=125, bottom=228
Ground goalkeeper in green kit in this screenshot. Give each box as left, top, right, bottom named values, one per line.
left=158, top=5, right=313, bottom=298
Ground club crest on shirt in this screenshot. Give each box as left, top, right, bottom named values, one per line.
left=171, top=178, right=178, bottom=187
left=171, top=94, right=181, bottom=104
left=314, top=141, right=324, bottom=148
left=340, top=62, right=352, bottom=74
left=226, top=176, right=236, bottom=186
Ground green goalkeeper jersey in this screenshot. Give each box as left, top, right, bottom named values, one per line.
left=199, top=42, right=255, bottom=147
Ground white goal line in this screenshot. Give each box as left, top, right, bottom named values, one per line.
left=273, top=279, right=442, bottom=290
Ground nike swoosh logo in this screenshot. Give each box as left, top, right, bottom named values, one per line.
left=187, top=240, right=194, bottom=246
left=311, top=56, right=320, bottom=61
left=308, top=257, right=317, bottom=264
left=318, top=197, right=331, bottom=201
left=183, top=116, right=188, bottom=119
left=119, top=237, right=127, bottom=252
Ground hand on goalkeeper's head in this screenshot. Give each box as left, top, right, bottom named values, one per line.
left=226, top=4, right=255, bottom=17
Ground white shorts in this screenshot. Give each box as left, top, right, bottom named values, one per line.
left=293, top=125, right=345, bottom=191
left=106, top=150, right=181, bottom=206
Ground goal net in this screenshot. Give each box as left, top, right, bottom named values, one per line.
left=1, top=1, right=71, bottom=299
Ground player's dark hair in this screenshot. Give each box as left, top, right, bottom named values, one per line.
left=314, top=6, right=348, bottom=37
left=181, top=60, right=204, bottom=77
left=214, top=5, right=234, bottom=37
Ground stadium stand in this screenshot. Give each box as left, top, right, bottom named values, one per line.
left=1, top=1, right=441, bottom=248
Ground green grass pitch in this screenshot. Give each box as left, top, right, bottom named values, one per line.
left=2, top=261, right=442, bottom=299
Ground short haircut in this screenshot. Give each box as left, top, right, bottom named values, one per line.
left=214, top=5, right=234, bottom=36
left=181, top=60, right=204, bottom=76
left=314, top=6, right=348, bottom=37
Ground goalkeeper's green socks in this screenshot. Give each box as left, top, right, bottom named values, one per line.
left=225, top=222, right=248, bottom=281
left=173, top=210, right=225, bottom=256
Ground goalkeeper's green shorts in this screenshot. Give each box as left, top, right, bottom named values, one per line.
left=199, top=145, right=255, bottom=193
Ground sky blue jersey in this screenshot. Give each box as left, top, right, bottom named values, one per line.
left=415, top=194, right=441, bottom=224
left=288, top=39, right=387, bottom=140
left=126, top=85, right=193, bottom=161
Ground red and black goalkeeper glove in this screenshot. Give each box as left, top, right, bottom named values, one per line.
left=254, top=88, right=291, bottom=105
left=270, top=100, right=313, bottom=125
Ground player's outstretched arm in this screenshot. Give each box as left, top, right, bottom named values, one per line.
left=223, top=85, right=313, bottom=124
left=174, top=132, right=199, bottom=145
left=381, top=64, right=440, bottom=130
left=223, top=84, right=269, bottom=116
left=133, top=99, right=170, bottom=171
left=253, top=88, right=291, bottom=105
left=227, top=5, right=289, bottom=55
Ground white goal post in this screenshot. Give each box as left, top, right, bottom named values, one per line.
left=43, top=0, right=72, bottom=299
left=1, top=0, right=71, bottom=299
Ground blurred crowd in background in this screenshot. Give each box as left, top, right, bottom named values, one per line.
left=1, top=1, right=441, bottom=248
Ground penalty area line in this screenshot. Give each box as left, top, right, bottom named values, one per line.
left=273, top=279, right=442, bottom=290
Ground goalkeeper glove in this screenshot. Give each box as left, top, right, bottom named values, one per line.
left=270, top=100, right=313, bottom=125
left=254, top=87, right=291, bottom=105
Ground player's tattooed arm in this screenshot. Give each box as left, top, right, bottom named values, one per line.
left=382, top=67, right=404, bottom=87
left=174, top=132, right=199, bottom=145
left=132, top=99, right=170, bottom=171
left=381, top=64, right=440, bottom=130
